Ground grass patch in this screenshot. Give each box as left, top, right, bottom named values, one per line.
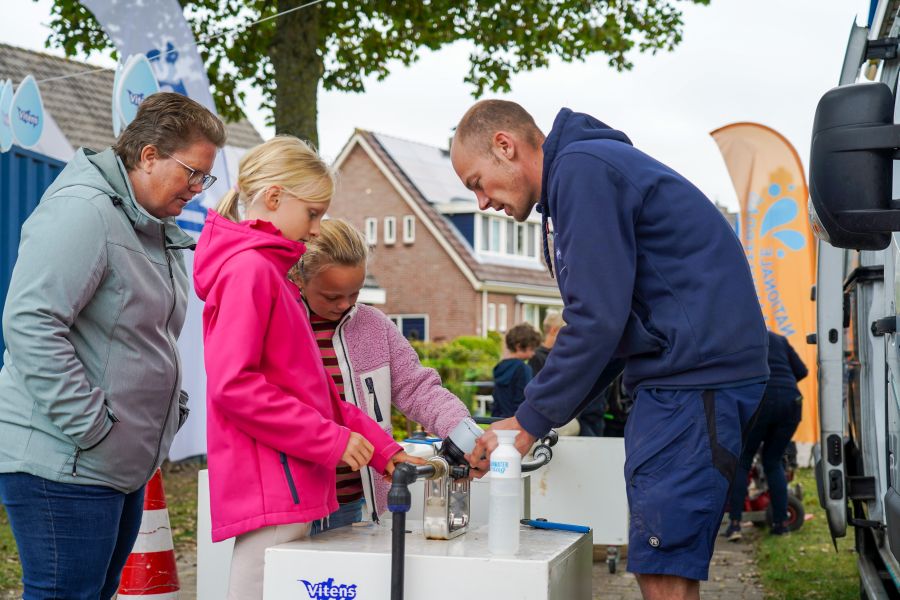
left=755, top=468, right=858, bottom=599
left=162, top=459, right=202, bottom=552
left=0, top=507, right=21, bottom=592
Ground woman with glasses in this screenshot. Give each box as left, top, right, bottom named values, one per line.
left=0, top=91, right=225, bottom=599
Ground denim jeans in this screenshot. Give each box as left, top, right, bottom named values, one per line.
left=310, top=498, right=365, bottom=536
left=728, top=385, right=803, bottom=524
left=0, top=472, right=145, bottom=600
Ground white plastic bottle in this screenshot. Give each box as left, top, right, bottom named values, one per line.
left=488, top=430, right=521, bottom=555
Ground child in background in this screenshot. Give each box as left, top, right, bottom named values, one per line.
left=491, top=323, right=542, bottom=418
left=289, top=219, right=478, bottom=528
left=193, top=136, right=413, bottom=599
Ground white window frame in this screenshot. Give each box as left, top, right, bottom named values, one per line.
left=388, top=314, right=430, bottom=341
left=487, top=303, right=497, bottom=332
left=403, top=215, right=416, bottom=244
left=364, top=217, right=378, bottom=246
left=384, top=216, right=397, bottom=245
left=498, top=304, right=508, bottom=333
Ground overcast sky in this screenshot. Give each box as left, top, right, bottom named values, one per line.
left=2, top=0, right=866, bottom=211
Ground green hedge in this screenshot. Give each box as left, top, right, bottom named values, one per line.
left=391, top=334, right=501, bottom=439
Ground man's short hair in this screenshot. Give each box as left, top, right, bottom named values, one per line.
left=455, top=99, right=543, bottom=154
left=542, top=310, right=565, bottom=334
left=113, top=92, right=226, bottom=170
left=505, top=322, right=542, bottom=352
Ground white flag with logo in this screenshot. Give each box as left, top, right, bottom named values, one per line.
left=81, top=0, right=233, bottom=461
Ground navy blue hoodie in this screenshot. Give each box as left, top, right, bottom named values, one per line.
left=492, top=358, right=532, bottom=418
left=766, top=331, right=807, bottom=391
left=516, top=109, right=769, bottom=437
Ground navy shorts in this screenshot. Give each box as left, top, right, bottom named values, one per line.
left=624, top=384, right=764, bottom=581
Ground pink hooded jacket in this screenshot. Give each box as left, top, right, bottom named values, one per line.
left=194, top=211, right=401, bottom=541
left=312, top=302, right=474, bottom=520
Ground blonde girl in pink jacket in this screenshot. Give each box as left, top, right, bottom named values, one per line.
left=194, top=137, right=415, bottom=599
left=290, top=219, right=477, bottom=533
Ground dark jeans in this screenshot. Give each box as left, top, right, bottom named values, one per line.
left=728, top=386, right=802, bottom=524
left=0, top=472, right=145, bottom=599
left=310, top=498, right=365, bottom=536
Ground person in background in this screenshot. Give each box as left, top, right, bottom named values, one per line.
left=289, top=218, right=478, bottom=527
left=0, top=92, right=225, bottom=598
left=724, top=330, right=807, bottom=540
left=530, top=311, right=605, bottom=436
left=528, top=310, right=563, bottom=376
left=194, top=136, right=415, bottom=600
left=491, top=323, right=542, bottom=419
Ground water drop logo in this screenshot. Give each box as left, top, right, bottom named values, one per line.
left=116, top=54, right=159, bottom=127
left=757, top=183, right=805, bottom=259
left=10, top=75, right=44, bottom=149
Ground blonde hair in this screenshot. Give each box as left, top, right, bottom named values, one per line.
left=289, top=218, right=369, bottom=283
left=542, top=310, right=565, bottom=333
left=216, top=135, right=335, bottom=222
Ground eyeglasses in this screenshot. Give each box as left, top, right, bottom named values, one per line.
left=164, top=153, right=217, bottom=190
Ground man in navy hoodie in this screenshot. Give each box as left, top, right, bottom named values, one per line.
left=452, top=100, right=768, bottom=600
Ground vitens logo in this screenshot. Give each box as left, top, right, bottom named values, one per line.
left=16, top=108, right=38, bottom=128
left=299, top=577, right=358, bottom=599
left=127, top=89, right=145, bottom=107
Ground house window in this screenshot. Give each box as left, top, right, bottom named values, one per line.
left=384, top=217, right=396, bottom=245
left=487, top=303, right=497, bottom=332
left=403, top=215, right=415, bottom=244
left=478, top=215, right=540, bottom=261
left=390, top=314, right=429, bottom=341
left=498, top=304, right=508, bottom=333
left=490, top=219, right=501, bottom=253
left=365, top=218, right=377, bottom=245
left=516, top=223, right=527, bottom=256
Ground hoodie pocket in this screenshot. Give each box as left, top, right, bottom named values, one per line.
left=280, top=452, right=300, bottom=504
left=614, top=308, right=668, bottom=358
left=359, top=366, right=391, bottom=424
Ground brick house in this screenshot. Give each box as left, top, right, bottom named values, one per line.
left=329, top=130, right=562, bottom=342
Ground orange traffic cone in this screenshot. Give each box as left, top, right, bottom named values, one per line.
left=117, top=468, right=180, bottom=599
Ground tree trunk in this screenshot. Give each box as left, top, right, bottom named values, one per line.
left=272, top=0, right=323, bottom=147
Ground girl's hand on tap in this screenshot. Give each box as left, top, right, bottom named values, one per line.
left=383, top=451, right=427, bottom=481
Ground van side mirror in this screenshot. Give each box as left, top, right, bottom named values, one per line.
left=809, top=82, right=900, bottom=250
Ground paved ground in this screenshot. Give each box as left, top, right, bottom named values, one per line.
left=175, top=525, right=763, bottom=599
left=593, top=525, right=764, bottom=600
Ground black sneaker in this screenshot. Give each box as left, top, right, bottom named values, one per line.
left=770, top=523, right=789, bottom=536
left=723, top=521, right=742, bottom=541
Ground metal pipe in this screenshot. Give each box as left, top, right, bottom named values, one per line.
left=390, top=511, right=406, bottom=600
left=521, top=444, right=553, bottom=473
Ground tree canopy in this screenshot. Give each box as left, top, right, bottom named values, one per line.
left=43, top=0, right=709, bottom=146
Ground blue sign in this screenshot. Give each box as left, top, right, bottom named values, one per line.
left=116, top=54, right=160, bottom=127
left=0, top=79, right=13, bottom=152
left=299, top=577, right=358, bottom=599
left=10, top=75, right=43, bottom=149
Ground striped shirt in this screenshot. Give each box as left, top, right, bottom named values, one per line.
left=309, top=313, right=364, bottom=504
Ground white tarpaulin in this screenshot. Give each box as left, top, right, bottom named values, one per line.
left=80, top=0, right=234, bottom=460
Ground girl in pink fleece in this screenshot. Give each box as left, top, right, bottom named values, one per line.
left=289, top=219, right=477, bottom=532
left=193, top=137, right=412, bottom=599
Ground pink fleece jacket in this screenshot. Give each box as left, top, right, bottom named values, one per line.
left=194, top=211, right=401, bottom=542
left=322, top=303, right=473, bottom=518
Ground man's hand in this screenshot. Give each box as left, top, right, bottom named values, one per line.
left=383, top=451, right=428, bottom=481
left=464, top=417, right=537, bottom=473
left=340, top=432, right=374, bottom=471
